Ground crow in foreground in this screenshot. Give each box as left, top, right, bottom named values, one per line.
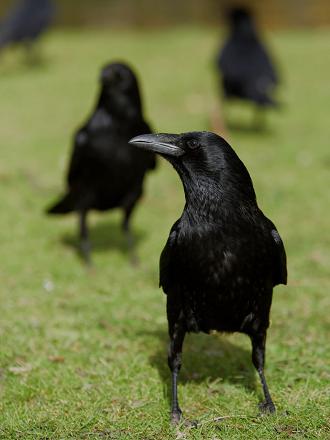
left=0, top=0, right=54, bottom=57
left=130, top=131, right=287, bottom=424
left=47, top=62, right=156, bottom=264
left=217, top=7, right=279, bottom=113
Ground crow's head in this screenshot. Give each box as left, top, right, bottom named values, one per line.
left=227, top=6, right=256, bottom=38
left=130, top=131, right=233, bottom=173
left=100, top=62, right=137, bottom=91
left=129, top=131, right=256, bottom=204
left=98, top=62, right=142, bottom=117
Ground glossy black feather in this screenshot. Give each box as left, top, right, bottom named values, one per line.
left=217, top=7, right=279, bottom=107
left=160, top=132, right=286, bottom=333
left=0, top=0, right=54, bottom=49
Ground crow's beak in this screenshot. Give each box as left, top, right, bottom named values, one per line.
left=129, top=133, right=185, bottom=157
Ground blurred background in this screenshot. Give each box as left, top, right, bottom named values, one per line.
left=0, top=1, right=329, bottom=438
left=1, top=0, right=330, bottom=28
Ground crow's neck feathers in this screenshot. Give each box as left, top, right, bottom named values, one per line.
left=176, top=154, right=257, bottom=226
left=96, top=86, right=143, bottom=121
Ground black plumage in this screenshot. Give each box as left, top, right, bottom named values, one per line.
left=0, top=0, right=54, bottom=51
left=130, top=131, right=287, bottom=424
left=47, top=62, right=156, bottom=264
left=217, top=7, right=279, bottom=108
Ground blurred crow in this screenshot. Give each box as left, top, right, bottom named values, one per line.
left=130, top=131, right=287, bottom=424
left=47, top=62, right=156, bottom=264
left=0, top=0, right=54, bottom=56
left=217, top=7, right=279, bottom=112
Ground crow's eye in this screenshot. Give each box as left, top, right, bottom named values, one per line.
left=187, top=139, right=199, bottom=150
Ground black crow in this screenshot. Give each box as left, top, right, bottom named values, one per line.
left=47, top=62, right=156, bottom=264
left=130, top=131, right=287, bottom=424
left=0, top=0, right=54, bottom=55
left=217, top=7, right=279, bottom=110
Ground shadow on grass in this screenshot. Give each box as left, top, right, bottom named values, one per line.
left=0, top=56, right=51, bottom=77
left=61, top=217, right=145, bottom=261
left=147, top=329, right=256, bottom=400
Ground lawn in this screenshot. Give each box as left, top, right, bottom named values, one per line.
left=0, top=27, right=329, bottom=439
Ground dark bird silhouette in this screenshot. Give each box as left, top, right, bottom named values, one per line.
left=130, top=131, right=287, bottom=424
left=0, top=0, right=55, bottom=58
left=217, top=7, right=279, bottom=122
left=47, top=62, right=156, bottom=264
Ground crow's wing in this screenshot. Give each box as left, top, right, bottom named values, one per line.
left=159, top=220, right=180, bottom=294
left=219, top=37, right=277, bottom=81
left=270, top=228, right=287, bottom=286
left=67, top=129, right=90, bottom=186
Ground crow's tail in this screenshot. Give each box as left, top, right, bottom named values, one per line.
left=46, top=193, right=75, bottom=214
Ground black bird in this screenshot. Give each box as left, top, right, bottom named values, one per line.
left=47, top=62, right=156, bottom=264
left=217, top=7, right=279, bottom=113
left=130, top=131, right=287, bottom=424
left=0, top=0, right=55, bottom=56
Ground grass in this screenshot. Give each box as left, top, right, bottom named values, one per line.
left=0, top=26, right=329, bottom=439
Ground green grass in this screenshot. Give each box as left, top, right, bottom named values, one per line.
left=0, top=27, right=329, bottom=439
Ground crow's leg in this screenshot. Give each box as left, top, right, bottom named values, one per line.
left=79, top=210, right=91, bottom=265
left=168, top=320, right=186, bottom=425
left=122, top=203, right=138, bottom=265
left=250, top=331, right=275, bottom=413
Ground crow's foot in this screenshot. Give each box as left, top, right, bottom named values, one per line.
left=259, top=400, right=276, bottom=414
left=170, top=409, right=182, bottom=425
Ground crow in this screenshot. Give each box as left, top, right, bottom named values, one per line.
left=0, top=0, right=55, bottom=56
left=217, top=7, right=279, bottom=113
left=130, top=131, right=287, bottom=424
left=47, top=62, right=156, bottom=264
